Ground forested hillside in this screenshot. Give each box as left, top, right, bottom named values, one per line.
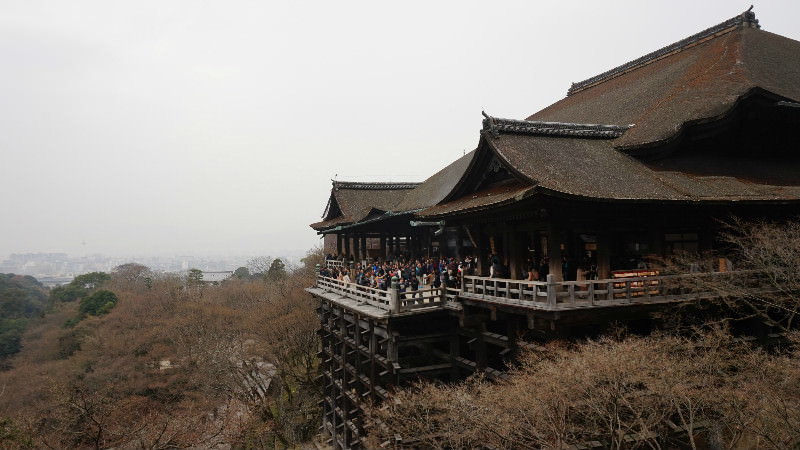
left=0, top=249, right=324, bottom=449
left=0, top=274, right=48, bottom=366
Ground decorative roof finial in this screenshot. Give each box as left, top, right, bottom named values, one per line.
left=741, top=5, right=759, bottom=28
left=482, top=111, right=499, bottom=138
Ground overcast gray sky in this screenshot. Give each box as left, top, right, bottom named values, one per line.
left=2, top=1, right=799, bottom=260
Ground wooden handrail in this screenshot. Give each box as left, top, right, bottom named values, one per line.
left=315, top=270, right=770, bottom=313
left=315, top=274, right=445, bottom=313
left=460, top=270, right=769, bottom=311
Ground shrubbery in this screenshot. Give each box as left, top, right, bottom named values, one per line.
left=78, top=289, right=118, bottom=316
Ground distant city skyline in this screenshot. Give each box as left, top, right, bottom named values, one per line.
left=0, top=251, right=304, bottom=285
left=3, top=1, right=799, bottom=259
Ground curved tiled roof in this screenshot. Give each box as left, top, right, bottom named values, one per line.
left=310, top=181, right=420, bottom=231
left=418, top=183, right=535, bottom=218
left=527, top=12, right=800, bottom=150
left=393, top=150, right=477, bottom=212
left=567, top=9, right=759, bottom=96
left=485, top=131, right=800, bottom=202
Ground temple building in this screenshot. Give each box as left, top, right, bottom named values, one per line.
left=313, top=8, right=800, bottom=282
left=308, top=9, right=800, bottom=449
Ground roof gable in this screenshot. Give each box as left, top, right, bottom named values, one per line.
left=310, top=181, right=420, bottom=231
left=527, top=8, right=800, bottom=150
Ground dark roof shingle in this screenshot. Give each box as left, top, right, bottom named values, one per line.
left=527, top=17, right=800, bottom=150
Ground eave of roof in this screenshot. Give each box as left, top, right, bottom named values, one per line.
left=417, top=184, right=536, bottom=219
left=484, top=131, right=800, bottom=203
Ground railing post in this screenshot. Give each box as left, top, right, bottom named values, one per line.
left=546, top=274, right=557, bottom=309
left=389, top=275, right=400, bottom=314
left=315, top=264, right=320, bottom=287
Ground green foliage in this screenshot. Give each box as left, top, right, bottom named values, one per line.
left=0, top=274, right=47, bottom=362
left=49, top=271, right=110, bottom=305
left=0, top=416, right=32, bottom=448
left=187, top=268, right=204, bottom=285
left=48, top=284, right=86, bottom=303
left=62, top=318, right=80, bottom=329
left=72, top=272, right=111, bottom=289
left=234, top=266, right=251, bottom=279
left=78, top=290, right=119, bottom=317
left=266, top=258, right=286, bottom=282
left=0, top=319, right=28, bottom=361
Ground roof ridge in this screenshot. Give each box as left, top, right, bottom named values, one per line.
left=567, top=7, right=760, bottom=96
left=333, top=181, right=421, bottom=191
left=482, top=113, right=632, bottom=139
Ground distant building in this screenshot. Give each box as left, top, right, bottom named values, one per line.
left=201, top=271, right=234, bottom=284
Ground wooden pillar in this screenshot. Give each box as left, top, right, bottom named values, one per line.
left=369, top=321, right=377, bottom=402
left=339, top=314, right=349, bottom=447
left=353, top=234, right=361, bottom=262
left=424, top=228, right=432, bottom=258
left=508, top=230, right=524, bottom=280
left=380, top=233, right=387, bottom=260
left=336, top=233, right=343, bottom=257
left=476, top=229, right=487, bottom=276
left=449, top=332, right=460, bottom=380
left=360, top=234, right=367, bottom=261
left=597, top=231, right=611, bottom=279
left=389, top=234, right=395, bottom=257
left=454, top=227, right=462, bottom=260
left=548, top=226, right=564, bottom=281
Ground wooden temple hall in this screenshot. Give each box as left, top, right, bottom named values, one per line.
left=306, top=9, right=800, bottom=449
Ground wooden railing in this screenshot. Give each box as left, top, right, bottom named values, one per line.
left=315, top=270, right=771, bottom=313
left=460, top=271, right=769, bottom=311
left=315, top=275, right=445, bottom=314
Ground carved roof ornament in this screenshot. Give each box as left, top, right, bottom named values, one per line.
left=481, top=113, right=632, bottom=139
left=567, top=6, right=760, bottom=96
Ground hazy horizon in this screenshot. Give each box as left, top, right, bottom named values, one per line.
left=3, top=1, right=799, bottom=260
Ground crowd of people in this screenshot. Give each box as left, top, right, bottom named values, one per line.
left=321, top=254, right=478, bottom=293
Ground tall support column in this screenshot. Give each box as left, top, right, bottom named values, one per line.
left=548, top=225, right=564, bottom=281
left=380, top=233, right=387, bottom=260
left=449, top=332, right=460, bottom=380
left=389, top=234, right=395, bottom=257
left=369, top=320, right=377, bottom=402
left=353, top=234, right=361, bottom=263
left=360, top=234, right=368, bottom=262
left=597, top=231, right=611, bottom=279
left=336, top=233, right=343, bottom=257
left=339, top=313, right=349, bottom=448
left=476, top=228, right=486, bottom=276
left=506, top=229, right=524, bottom=280
left=455, top=227, right=464, bottom=260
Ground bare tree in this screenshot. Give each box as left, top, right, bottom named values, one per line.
left=662, top=218, right=800, bottom=332
left=364, top=331, right=800, bottom=450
